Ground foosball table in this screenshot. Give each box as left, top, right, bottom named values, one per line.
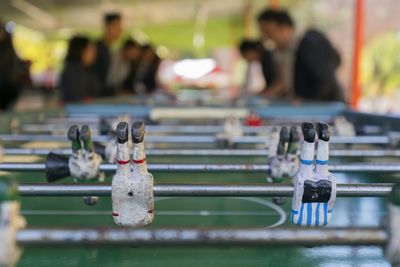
left=1, top=100, right=400, bottom=267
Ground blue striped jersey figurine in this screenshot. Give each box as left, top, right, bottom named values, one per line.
left=291, top=122, right=336, bottom=227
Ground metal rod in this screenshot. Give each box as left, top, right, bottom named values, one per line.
left=0, top=134, right=110, bottom=143
left=2, top=162, right=400, bottom=173
left=4, top=148, right=72, bottom=156
left=46, top=117, right=101, bottom=124
left=22, top=124, right=279, bottom=134
left=4, top=148, right=400, bottom=158
left=17, top=183, right=394, bottom=197
left=16, top=227, right=387, bottom=246
left=0, top=134, right=391, bottom=145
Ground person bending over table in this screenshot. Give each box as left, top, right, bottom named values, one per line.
left=239, top=39, right=284, bottom=98
left=257, top=9, right=345, bottom=102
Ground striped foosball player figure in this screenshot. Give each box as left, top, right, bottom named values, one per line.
left=112, top=121, right=154, bottom=227
left=0, top=177, right=26, bottom=267
left=291, top=122, right=336, bottom=227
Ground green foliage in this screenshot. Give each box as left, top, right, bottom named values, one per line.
left=140, top=15, right=244, bottom=57
left=362, top=32, right=400, bottom=96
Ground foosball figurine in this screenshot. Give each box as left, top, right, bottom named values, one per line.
left=45, top=125, right=104, bottom=205
left=112, top=121, right=154, bottom=227
left=334, top=116, right=356, bottom=137
left=268, top=126, right=300, bottom=181
left=245, top=112, right=262, bottom=127
left=385, top=183, right=400, bottom=264
left=99, top=114, right=132, bottom=136
left=0, top=144, right=3, bottom=163
left=268, top=126, right=300, bottom=205
left=216, top=117, right=243, bottom=148
left=96, top=115, right=133, bottom=163
left=0, top=177, right=26, bottom=267
left=291, top=122, right=336, bottom=227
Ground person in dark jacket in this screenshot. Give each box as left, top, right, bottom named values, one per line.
left=92, top=13, right=123, bottom=97
left=0, top=21, right=20, bottom=110
left=257, top=9, right=344, bottom=102
left=60, top=36, right=101, bottom=103
left=108, top=39, right=143, bottom=94
left=133, top=44, right=160, bottom=95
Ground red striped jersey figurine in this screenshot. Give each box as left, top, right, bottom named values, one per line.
left=112, top=121, right=154, bottom=227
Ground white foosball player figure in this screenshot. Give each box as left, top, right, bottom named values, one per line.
left=68, top=125, right=102, bottom=180
left=385, top=183, right=400, bottom=264
left=99, top=114, right=132, bottom=136
left=268, top=126, right=300, bottom=182
left=68, top=125, right=104, bottom=205
left=96, top=115, right=134, bottom=164
left=334, top=116, right=356, bottom=137
left=268, top=126, right=300, bottom=205
left=112, top=121, right=154, bottom=227
left=0, top=144, right=3, bottom=163
left=216, top=117, right=243, bottom=148
left=45, top=125, right=104, bottom=205
left=103, top=135, right=132, bottom=164
left=291, top=122, right=336, bottom=227
left=0, top=177, right=26, bottom=267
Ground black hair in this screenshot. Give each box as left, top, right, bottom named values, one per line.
left=239, top=39, right=263, bottom=55
left=104, top=13, right=121, bottom=25
left=257, top=9, right=294, bottom=27
left=123, top=39, right=140, bottom=50
left=65, top=35, right=91, bottom=63
left=141, top=43, right=154, bottom=51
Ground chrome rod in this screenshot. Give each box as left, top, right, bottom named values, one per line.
left=4, top=148, right=400, bottom=157
left=17, top=183, right=393, bottom=197
left=2, top=162, right=400, bottom=173
left=0, top=134, right=391, bottom=145
left=22, top=124, right=279, bottom=134
left=17, top=227, right=387, bottom=246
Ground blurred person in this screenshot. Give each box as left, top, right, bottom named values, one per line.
left=257, top=9, right=344, bottom=102
left=239, top=39, right=284, bottom=97
left=239, top=40, right=266, bottom=95
left=107, top=39, right=142, bottom=94
left=93, top=13, right=123, bottom=96
left=59, top=36, right=101, bottom=103
left=134, top=44, right=160, bottom=95
left=0, top=21, right=23, bottom=110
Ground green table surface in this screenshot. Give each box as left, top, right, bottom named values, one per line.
left=1, top=154, right=393, bottom=267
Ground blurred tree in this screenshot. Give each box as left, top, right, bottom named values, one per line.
left=362, top=32, right=400, bottom=96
